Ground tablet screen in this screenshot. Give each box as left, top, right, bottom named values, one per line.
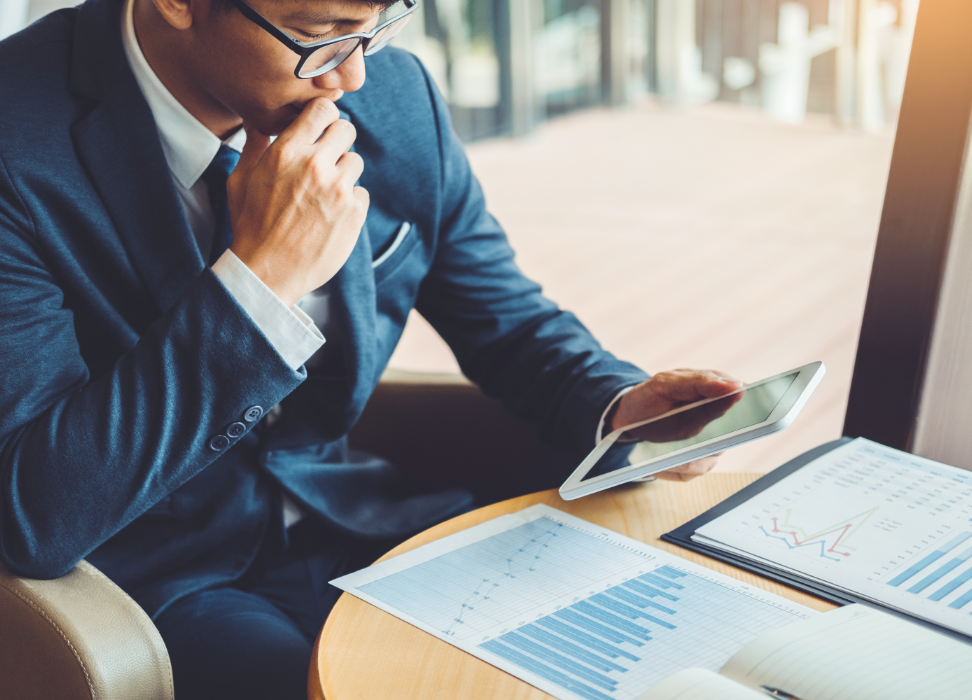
left=580, top=373, right=798, bottom=482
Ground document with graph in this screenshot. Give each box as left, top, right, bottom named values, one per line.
left=331, top=504, right=814, bottom=700
left=693, top=437, right=972, bottom=637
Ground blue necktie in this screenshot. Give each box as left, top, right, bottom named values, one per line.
left=200, top=144, right=241, bottom=266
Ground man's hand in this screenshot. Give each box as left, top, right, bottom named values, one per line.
left=227, top=98, right=370, bottom=307
left=610, top=369, right=743, bottom=482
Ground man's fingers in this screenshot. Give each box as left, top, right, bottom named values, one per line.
left=336, top=151, right=365, bottom=183
left=314, top=119, right=358, bottom=165
left=235, top=124, right=271, bottom=178
left=657, top=370, right=742, bottom=403
left=274, top=98, right=341, bottom=150
left=654, top=454, right=721, bottom=482
left=352, top=185, right=370, bottom=209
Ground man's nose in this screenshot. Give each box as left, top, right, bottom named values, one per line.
left=312, top=46, right=366, bottom=93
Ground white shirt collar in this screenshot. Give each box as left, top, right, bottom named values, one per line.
left=120, top=0, right=245, bottom=191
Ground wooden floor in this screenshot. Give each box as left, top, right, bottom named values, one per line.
left=389, top=100, right=895, bottom=473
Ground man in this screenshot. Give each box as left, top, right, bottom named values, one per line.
left=0, top=0, right=740, bottom=697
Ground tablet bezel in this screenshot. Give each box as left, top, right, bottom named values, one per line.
left=559, top=361, right=826, bottom=500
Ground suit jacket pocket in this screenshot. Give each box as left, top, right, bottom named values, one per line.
left=373, top=222, right=420, bottom=285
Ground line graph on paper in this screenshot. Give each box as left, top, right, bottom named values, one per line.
left=756, top=507, right=878, bottom=562
left=358, top=517, right=653, bottom=641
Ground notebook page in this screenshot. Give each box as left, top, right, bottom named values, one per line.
left=635, top=668, right=764, bottom=700
left=720, top=604, right=972, bottom=700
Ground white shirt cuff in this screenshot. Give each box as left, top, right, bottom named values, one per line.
left=211, top=250, right=325, bottom=370
left=596, top=386, right=637, bottom=445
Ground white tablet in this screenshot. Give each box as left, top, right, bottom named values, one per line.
left=559, top=361, right=826, bottom=500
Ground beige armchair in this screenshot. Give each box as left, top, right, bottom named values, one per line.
left=0, top=371, right=579, bottom=699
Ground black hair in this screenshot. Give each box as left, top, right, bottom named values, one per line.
left=210, top=0, right=400, bottom=15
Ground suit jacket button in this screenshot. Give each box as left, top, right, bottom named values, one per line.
left=243, top=405, right=263, bottom=422
left=208, top=435, right=230, bottom=451
left=226, top=422, right=246, bottom=439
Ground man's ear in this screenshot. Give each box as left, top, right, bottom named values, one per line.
left=150, top=0, right=196, bottom=30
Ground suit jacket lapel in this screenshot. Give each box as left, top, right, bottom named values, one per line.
left=70, top=0, right=203, bottom=316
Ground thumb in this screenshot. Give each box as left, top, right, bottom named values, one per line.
left=697, top=375, right=743, bottom=399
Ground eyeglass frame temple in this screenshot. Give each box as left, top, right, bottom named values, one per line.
left=227, top=0, right=418, bottom=79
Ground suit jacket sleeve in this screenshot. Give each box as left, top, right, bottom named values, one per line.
left=412, top=58, right=649, bottom=455
left=0, top=153, right=305, bottom=579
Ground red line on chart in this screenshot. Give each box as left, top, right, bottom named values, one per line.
left=769, top=517, right=854, bottom=556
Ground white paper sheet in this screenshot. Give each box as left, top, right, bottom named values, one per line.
left=332, top=504, right=813, bottom=700
left=694, top=438, right=972, bottom=637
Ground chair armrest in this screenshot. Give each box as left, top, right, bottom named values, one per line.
left=349, top=369, right=582, bottom=503
left=0, top=559, right=173, bottom=700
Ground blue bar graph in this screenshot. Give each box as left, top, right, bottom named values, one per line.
left=949, top=584, right=972, bottom=610
left=931, top=556, right=972, bottom=602
left=481, top=639, right=615, bottom=700
left=604, top=586, right=676, bottom=614
left=950, top=586, right=972, bottom=610
left=554, top=610, right=645, bottom=646
left=638, top=573, right=685, bottom=591
left=623, top=579, right=679, bottom=602
left=477, top=564, right=801, bottom=700
left=535, top=618, right=641, bottom=662
left=655, top=566, right=688, bottom=579
left=909, top=544, right=972, bottom=594
left=888, top=532, right=972, bottom=587
left=518, top=625, right=628, bottom=672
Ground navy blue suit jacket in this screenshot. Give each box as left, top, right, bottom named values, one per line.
left=0, top=0, right=648, bottom=618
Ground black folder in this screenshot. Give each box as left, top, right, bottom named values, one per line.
left=661, top=436, right=972, bottom=642
left=663, top=436, right=869, bottom=606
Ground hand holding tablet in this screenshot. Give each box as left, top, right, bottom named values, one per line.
left=560, top=362, right=826, bottom=500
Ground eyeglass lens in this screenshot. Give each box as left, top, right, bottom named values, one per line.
left=298, top=39, right=362, bottom=78
left=297, top=4, right=413, bottom=78
left=363, top=14, right=411, bottom=56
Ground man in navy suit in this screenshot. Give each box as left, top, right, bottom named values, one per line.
left=0, top=0, right=741, bottom=697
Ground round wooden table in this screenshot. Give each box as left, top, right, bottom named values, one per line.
left=309, top=474, right=835, bottom=700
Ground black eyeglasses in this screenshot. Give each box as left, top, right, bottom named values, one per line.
left=228, top=0, right=418, bottom=79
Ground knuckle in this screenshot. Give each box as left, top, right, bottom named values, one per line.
left=325, top=124, right=356, bottom=150
left=332, top=119, right=356, bottom=140
left=309, top=152, right=335, bottom=181
left=310, top=98, right=340, bottom=121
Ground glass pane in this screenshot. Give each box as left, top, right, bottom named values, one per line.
left=389, top=0, right=506, bottom=141
left=537, top=0, right=603, bottom=117
left=579, top=374, right=798, bottom=483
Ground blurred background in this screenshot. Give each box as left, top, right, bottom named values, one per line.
left=1, top=0, right=918, bottom=472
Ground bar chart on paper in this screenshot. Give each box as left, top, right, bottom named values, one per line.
left=331, top=505, right=813, bottom=700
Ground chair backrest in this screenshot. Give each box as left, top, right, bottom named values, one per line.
left=350, top=369, right=581, bottom=504
left=0, top=559, right=174, bottom=700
